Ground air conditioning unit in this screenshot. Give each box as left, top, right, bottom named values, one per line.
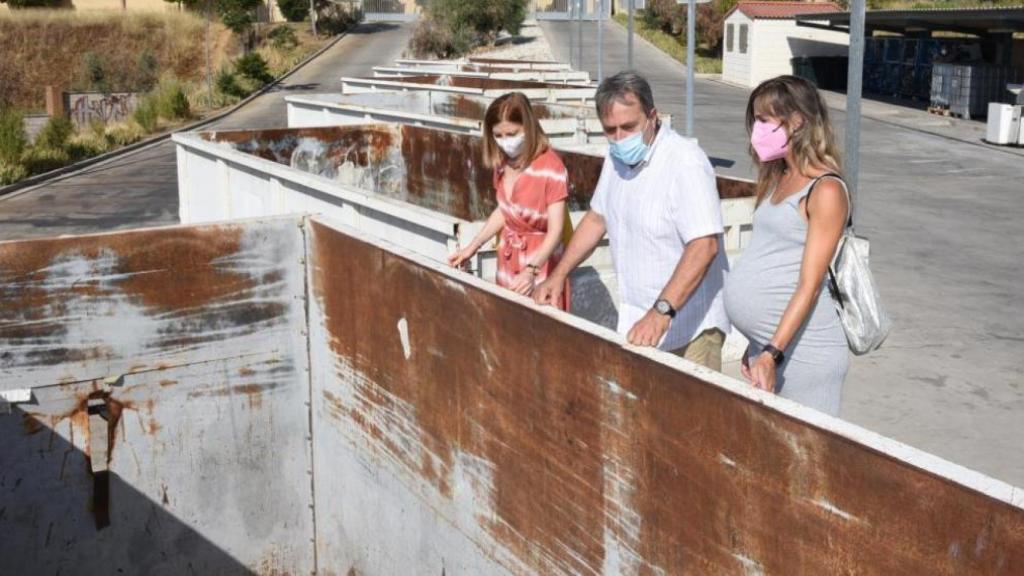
left=986, top=103, right=1015, bottom=145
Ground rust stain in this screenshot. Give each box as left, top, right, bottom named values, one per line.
left=188, top=382, right=282, bottom=410
left=158, top=379, right=178, bottom=387
left=309, top=220, right=1024, bottom=575
left=239, top=367, right=256, bottom=377
left=21, top=413, right=44, bottom=436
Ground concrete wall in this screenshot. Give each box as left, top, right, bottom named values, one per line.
left=723, top=12, right=753, bottom=87
left=3, top=216, right=1024, bottom=574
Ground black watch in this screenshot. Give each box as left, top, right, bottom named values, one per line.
left=653, top=298, right=676, bottom=319
left=762, top=344, right=785, bottom=365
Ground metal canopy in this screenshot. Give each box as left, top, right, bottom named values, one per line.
left=796, top=6, right=1024, bottom=36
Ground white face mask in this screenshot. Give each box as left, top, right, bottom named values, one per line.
left=495, top=133, right=526, bottom=159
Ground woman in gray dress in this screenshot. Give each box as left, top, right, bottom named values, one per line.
left=723, top=76, right=850, bottom=416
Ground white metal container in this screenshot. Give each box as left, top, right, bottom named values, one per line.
left=284, top=91, right=670, bottom=145
left=986, top=103, right=1015, bottom=145
left=340, top=76, right=596, bottom=104
left=373, top=66, right=592, bottom=84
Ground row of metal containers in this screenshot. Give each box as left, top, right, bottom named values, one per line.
left=5, top=57, right=1024, bottom=575
left=179, top=64, right=755, bottom=346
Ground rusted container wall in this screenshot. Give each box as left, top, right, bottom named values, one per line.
left=372, top=66, right=593, bottom=84
left=284, top=91, right=673, bottom=145
left=340, top=75, right=596, bottom=104
left=0, top=217, right=316, bottom=575
left=305, top=216, right=1024, bottom=575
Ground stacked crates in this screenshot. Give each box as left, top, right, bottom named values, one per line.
left=931, top=63, right=1022, bottom=120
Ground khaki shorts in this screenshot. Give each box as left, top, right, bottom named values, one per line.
left=670, top=328, right=725, bottom=372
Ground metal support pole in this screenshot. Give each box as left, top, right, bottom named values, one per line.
left=577, top=0, right=584, bottom=72
left=310, top=0, right=318, bottom=37
left=569, top=0, right=576, bottom=70
left=845, top=0, right=865, bottom=213
left=597, top=0, right=604, bottom=82
left=627, top=0, right=635, bottom=70
left=686, top=0, right=696, bottom=137
left=205, top=0, right=213, bottom=107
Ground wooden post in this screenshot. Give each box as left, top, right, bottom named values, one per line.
left=45, top=86, right=65, bottom=118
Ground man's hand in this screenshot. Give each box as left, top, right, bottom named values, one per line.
left=627, top=309, right=671, bottom=347
left=533, top=273, right=566, bottom=306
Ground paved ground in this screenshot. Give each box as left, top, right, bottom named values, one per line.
left=0, top=22, right=411, bottom=240
left=544, top=20, right=1024, bottom=488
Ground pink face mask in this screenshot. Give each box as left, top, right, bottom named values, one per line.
left=750, top=120, right=789, bottom=162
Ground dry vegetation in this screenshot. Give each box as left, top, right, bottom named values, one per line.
left=0, top=10, right=236, bottom=111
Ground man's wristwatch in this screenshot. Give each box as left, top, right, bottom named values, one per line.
left=762, top=344, right=785, bottom=365
left=653, top=298, right=676, bottom=319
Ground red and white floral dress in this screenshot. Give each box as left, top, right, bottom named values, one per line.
left=493, top=148, right=572, bottom=311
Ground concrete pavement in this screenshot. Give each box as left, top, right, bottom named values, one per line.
left=0, top=22, right=411, bottom=240
left=543, top=20, right=1024, bottom=487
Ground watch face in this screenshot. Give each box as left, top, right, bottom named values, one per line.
left=655, top=300, right=670, bottom=314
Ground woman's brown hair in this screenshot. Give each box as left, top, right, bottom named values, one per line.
left=746, top=75, right=843, bottom=205
left=482, top=92, right=549, bottom=169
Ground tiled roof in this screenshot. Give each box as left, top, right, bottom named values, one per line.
left=728, top=2, right=843, bottom=20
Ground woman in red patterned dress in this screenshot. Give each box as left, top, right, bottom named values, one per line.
left=447, top=92, right=572, bottom=311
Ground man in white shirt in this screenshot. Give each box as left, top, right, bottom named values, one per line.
left=534, top=72, right=730, bottom=370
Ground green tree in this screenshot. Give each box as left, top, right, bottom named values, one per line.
left=276, top=0, right=309, bottom=22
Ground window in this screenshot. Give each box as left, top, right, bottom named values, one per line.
left=726, top=23, right=734, bottom=53
left=739, top=24, right=749, bottom=54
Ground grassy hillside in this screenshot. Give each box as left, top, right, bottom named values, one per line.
left=0, top=11, right=236, bottom=111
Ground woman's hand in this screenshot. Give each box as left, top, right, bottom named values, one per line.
left=447, top=245, right=477, bottom=270
left=510, top=269, right=536, bottom=296
left=749, top=352, right=778, bottom=393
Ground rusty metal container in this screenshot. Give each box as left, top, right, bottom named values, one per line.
left=340, top=74, right=596, bottom=104
left=284, top=91, right=670, bottom=145
left=2, top=215, right=1022, bottom=575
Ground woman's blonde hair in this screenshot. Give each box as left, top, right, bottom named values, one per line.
left=746, top=75, right=843, bottom=205
left=482, top=92, right=549, bottom=169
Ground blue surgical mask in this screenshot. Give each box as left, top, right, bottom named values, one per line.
left=608, top=118, right=653, bottom=166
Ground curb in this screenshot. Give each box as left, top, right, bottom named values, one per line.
left=0, top=29, right=349, bottom=201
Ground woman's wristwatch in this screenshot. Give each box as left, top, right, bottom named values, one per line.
left=762, top=344, right=785, bottom=365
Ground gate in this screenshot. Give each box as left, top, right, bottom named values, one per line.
left=533, top=0, right=609, bottom=21
left=360, top=0, right=420, bottom=22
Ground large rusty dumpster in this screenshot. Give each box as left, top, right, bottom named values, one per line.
left=2, top=215, right=1022, bottom=574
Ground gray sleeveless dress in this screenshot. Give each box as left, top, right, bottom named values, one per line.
left=723, top=180, right=849, bottom=415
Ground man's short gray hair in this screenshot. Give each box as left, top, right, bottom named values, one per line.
left=595, top=72, right=656, bottom=118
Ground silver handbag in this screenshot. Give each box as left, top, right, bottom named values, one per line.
left=810, top=175, right=892, bottom=355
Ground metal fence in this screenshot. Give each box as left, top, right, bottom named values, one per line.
left=360, top=0, right=420, bottom=21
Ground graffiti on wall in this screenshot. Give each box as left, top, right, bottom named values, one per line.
left=65, top=92, right=141, bottom=127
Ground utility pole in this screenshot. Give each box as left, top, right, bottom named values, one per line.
left=310, top=0, right=318, bottom=37
left=846, top=0, right=865, bottom=209
left=686, top=0, right=695, bottom=137
left=627, top=0, right=635, bottom=69
left=597, top=0, right=604, bottom=82
left=206, top=0, right=213, bottom=108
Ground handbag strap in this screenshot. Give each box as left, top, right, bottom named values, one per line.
left=805, top=172, right=851, bottom=309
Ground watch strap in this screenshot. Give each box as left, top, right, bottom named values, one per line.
left=762, top=344, right=785, bottom=365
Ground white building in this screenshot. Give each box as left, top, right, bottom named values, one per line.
left=723, top=1, right=849, bottom=88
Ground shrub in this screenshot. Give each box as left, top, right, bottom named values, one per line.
left=276, top=0, right=309, bottom=23
left=269, top=26, right=300, bottom=50
left=152, top=76, right=192, bottom=121
left=0, top=108, right=27, bottom=166
left=21, top=146, right=70, bottom=176
left=0, top=162, right=28, bottom=186
left=137, top=50, right=161, bottom=92
left=216, top=68, right=249, bottom=99
left=235, top=52, right=274, bottom=85
left=83, top=52, right=109, bottom=93
left=133, top=96, right=159, bottom=133
left=105, top=122, right=146, bottom=147
left=409, top=0, right=526, bottom=59
left=66, top=133, right=110, bottom=161
left=35, top=115, right=75, bottom=151
left=0, top=0, right=62, bottom=7
left=316, top=3, right=363, bottom=35
left=216, top=0, right=262, bottom=35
